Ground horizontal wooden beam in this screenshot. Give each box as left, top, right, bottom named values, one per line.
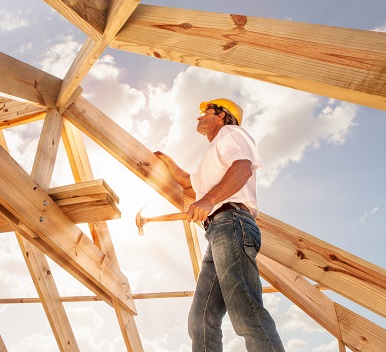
left=0, top=148, right=135, bottom=314
left=112, top=4, right=386, bottom=111
left=0, top=53, right=62, bottom=108
left=0, top=284, right=328, bottom=303
left=0, top=98, right=46, bottom=129
left=0, top=179, right=120, bottom=232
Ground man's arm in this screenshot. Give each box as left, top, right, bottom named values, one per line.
left=154, top=151, right=196, bottom=199
left=187, top=159, right=253, bottom=223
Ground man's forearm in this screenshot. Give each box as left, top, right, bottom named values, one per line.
left=154, top=151, right=194, bottom=193
left=187, top=159, right=252, bottom=222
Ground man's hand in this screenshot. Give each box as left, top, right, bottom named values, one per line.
left=187, top=197, right=215, bottom=223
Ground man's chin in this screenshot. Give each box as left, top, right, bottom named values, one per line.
left=196, top=126, right=207, bottom=136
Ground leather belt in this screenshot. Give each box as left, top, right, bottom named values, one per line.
left=202, top=202, right=250, bottom=230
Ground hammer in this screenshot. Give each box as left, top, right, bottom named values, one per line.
left=135, top=207, right=188, bottom=236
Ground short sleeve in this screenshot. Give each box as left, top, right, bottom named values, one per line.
left=217, top=128, right=263, bottom=170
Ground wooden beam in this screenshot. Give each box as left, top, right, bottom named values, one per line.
left=62, top=119, right=94, bottom=182
left=258, top=255, right=340, bottom=337
left=0, top=53, right=61, bottom=108
left=336, top=303, right=386, bottom=352
left=258, top=255, right=386, bottom=352
left=42, top=0, right=107, bottom=41
left=0, top=98, right=46, bottom=129
left=112, top=5, right=386, bottom=111
left=0, top=284, right=328, bottom=303
left=0, top=147, right=136, bottom=314
left=257, top=212, right=386, bottom=318
left=64, top=96, right=184, bottom=210
left=57, top=0, right=140, bottom=114
left=62, top=119, right=143, bottom=352
left=183, top=192, right=202, bottom=282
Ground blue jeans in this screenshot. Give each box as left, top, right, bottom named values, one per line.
left=188, top=208, right=285, bottom=351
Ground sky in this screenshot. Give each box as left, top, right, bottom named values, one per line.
left=0, top=1, right=385, bottom=351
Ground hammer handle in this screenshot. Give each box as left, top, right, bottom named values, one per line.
left=146, top=212, right=187, bottom=223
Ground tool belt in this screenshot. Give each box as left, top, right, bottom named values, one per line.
left=202, top=202, right=250, bottom=230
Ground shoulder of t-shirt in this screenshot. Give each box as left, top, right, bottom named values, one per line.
left=218, top=125, right=256, bottom=144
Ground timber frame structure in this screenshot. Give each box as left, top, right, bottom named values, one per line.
left=0, top=1, right=385, bottom=351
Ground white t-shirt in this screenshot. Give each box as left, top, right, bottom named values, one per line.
left=190, top=125, right=263, bottom=218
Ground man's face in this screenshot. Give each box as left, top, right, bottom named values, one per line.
left=196, top=108, right=220, bottom=136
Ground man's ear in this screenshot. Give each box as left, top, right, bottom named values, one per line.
left=216, top=111, right=225, bottom=124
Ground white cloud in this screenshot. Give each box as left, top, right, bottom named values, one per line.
left=286, top=337, right=308, bottom=351
left=359, top=206, right=379, bottom=224
left=0, top=9, right=28, bottom=33
left=372, top=22, right=386, bottom=32
left=312, top=339, right=338, bottom=351
left=282, top=305, right=324, bottom=333
left=38, top=36, right=81, bottom=78
left=8, top=333, right=56, bottom=352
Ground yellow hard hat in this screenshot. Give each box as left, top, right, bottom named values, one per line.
left=199, top=98, right=243, bottom=125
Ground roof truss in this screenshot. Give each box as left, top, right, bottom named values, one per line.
left=0, top=1, right=385, bottom=351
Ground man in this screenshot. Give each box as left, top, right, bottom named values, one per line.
left=155, top=99, right=285, bottom=351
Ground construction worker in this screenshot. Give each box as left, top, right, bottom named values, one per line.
left=155, top=98, right=285, bottom=351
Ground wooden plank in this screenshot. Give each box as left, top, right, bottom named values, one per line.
left=259, top=255, right=386, bottom=352
left=257, top=212, right=386, bottom=318
left=0, top=52, right=62, bottom=108
left=258, top=255, right=341, bottom=338
left=64, top=96, right=184, bottom=210
left=62, top=119, right=94, bottom=182
left=31, top=109, right=63, bottom=192
left=57, top=0, right=140, bottom=114
left=49, top=179, right=119, bottom=204
left=43, top=0, right=107, bottom=41
left=0, top=179, right=121, bottom=232
left=335, top=303, right=386, bottom=352
left=0, top=147, right=136, bottom=314
left=112, top=5, right=386, bottom=111
left=0, top=98, right=46, bottom=129
left=183, top=192, right=202, bottom=282
left=56, top=193, right=121, bottom=223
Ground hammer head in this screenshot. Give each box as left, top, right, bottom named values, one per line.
left=135, top=206, right=147, bottom=236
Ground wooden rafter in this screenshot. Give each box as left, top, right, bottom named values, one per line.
left=1, top=1, right=385, bottom=350
left=0, top=52, right=61, bottom=108
left=0, top=98, right=46, bottom=129
left=111, top=5, right=386, bottom=111
left=258, top=256, right=386, bottom=351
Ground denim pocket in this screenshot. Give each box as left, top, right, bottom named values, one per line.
left=240, top=220, right=261, bottom=260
